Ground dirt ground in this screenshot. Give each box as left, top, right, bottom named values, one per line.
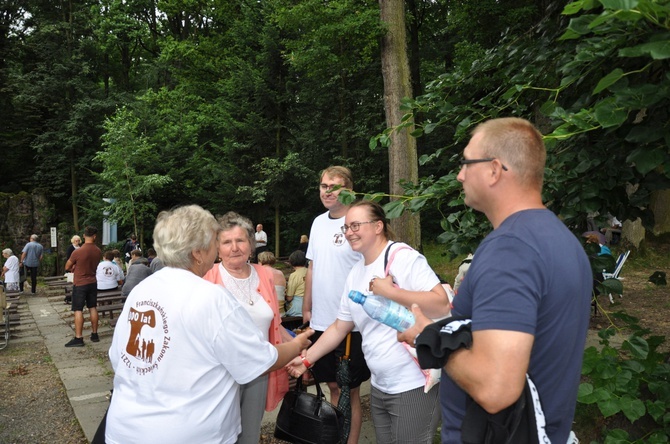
left=0, top=341, right=88, bottom=444
left=590, top=246, right=670, bottom=349
left=0, top=243, right=667, bottom=444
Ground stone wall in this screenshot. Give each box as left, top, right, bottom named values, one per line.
left=0, top=190, right=63, bottom=276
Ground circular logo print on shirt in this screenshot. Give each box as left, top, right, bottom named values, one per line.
left=332, top=232, right=346, bottom=246
left=120, top=300, right=171, bottom=376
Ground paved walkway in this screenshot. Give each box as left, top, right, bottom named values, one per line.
left=21, top=291, right=376, bottom=442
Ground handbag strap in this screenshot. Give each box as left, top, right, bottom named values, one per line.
left=383, top=241, right=414, bottom=277
left=297, top=369, right=325, bottom=398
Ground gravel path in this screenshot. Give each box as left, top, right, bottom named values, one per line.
left=0, top=340, right=87, bottom=443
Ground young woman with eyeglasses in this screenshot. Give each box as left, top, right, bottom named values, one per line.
left=287, top=200, right=451, bottom=443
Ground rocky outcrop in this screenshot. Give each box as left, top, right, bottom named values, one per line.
left=0, top=190, right=57, bottom=275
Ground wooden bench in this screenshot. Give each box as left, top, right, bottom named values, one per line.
left=98, top=302, right=126, bottom=321
left=96, top=289, right=126, bottom=323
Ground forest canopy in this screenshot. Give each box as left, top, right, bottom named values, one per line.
left=1, top=0, right=668, bottom=255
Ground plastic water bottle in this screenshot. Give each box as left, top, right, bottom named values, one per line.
left=348, top=290, right=415, bottom=332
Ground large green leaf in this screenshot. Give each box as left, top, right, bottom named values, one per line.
left=383, top=200, right=405, bottom=219
left=626, top=147, right=666, bottom=174
left=600, top=0, right=638, bottom=10
left=594, top=98, right=628, bottom=128
left=622, top=335, right=649, bottom=360
left=593, top=68, right=624, bottom=94
left=566, top=14, right=600, bottom=35
left=625, top=125, right=665, bottom=143
left=619, top=395, right=646, bottom=422
left=598, top=397, right=622, bottom=417
left=619, top=40, right=670, bottom=59
left=600, top=277, right=624, bottom=295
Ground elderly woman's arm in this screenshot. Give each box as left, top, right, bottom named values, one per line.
left=265, top=329, right=314, bottom=374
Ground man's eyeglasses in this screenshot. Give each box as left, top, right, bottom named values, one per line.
left=459, top=157, right=508, bottom=171
left=341, top=220, right=378, bottom=234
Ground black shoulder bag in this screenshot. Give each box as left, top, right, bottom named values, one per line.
left=274, top=371, right=344, bottom=444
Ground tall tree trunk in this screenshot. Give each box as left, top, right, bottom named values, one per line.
left=70, top=157, right=79, bottom=232
left=274, top=206, right=280, bottom=257
left=406, top=0, right=422, bottom=98
left=275, top=120, right=282, bottom=257
left=379, top=0, right=421, bottom=250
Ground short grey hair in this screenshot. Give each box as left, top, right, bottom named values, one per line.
left=71, top=235, right=81, bottom=244
left=30, top=234, right=39, bottom=241
left=218, top=212, right=256, bottom=251
left=153, top=205, right=221, bottom=270
left=2, top=248, right=12, bottom=256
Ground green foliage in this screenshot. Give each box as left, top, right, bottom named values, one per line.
left=368, top=0, right=670, bottom=255
left=579, top=313, right=670, bottom=442
left=88, top=107, right=172, bottom=235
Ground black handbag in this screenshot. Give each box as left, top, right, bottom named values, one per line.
left=274, top=372, right=344, bottom=444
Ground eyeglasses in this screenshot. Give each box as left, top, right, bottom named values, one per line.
left=341, top=220, right=378, bottom=234
left=459, top=157, right=508, bottom=171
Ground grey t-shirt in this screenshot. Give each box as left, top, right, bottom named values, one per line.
left=22, top=241, right=44, bottom=267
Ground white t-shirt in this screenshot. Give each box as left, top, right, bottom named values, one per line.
left=338, top=241, right=440, bottom=394
left=96, top=260, right=123, bottom=290
left=106, top=267, right=278, bottom=444
left=3, top=255, right=19, bottom=284
left=255, top=230, right=267, bottom=245
left=306, top=211, right=362, bottom=331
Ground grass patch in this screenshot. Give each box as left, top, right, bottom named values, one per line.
left=423, top=242, right=473, bottom=286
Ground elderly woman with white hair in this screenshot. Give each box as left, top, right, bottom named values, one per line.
left=105, top=205, right=313, bottom=444
left=65, top=235, right=81, bottom=261
left=1, top=249, right=20, bottom=292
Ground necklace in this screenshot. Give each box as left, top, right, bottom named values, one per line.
left=221, top=264, right=257, bottom=306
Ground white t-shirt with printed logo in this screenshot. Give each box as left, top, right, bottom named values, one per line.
left=96, top=260, right=123, bottom=290
left=306, top=211, right=362, bottom=331
left=106, top=267, right=277, bottom=444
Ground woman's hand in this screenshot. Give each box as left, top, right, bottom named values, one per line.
left=285, top=356, right=308, bottom=378
left=291, top=328, right=314, bottom=351
left=369, top=274, right=395, bottom=296
left=397, top=304, right=434, bottom=348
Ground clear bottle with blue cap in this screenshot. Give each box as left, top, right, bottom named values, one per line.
left=348, top=290, right=415, bottom=332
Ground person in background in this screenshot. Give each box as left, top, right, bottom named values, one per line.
left=122, top=234, right=140, bottom=263
left=303, top=165, right=369, bottom=444
left=20, top=234, right=43, bottom=294
left=128, top=249, right=143, bottom=267
left=453, top=253, right=473, bottom=293
left=298, top=234, right=309, bottom=254
left=285, top=250, right=307, bottom=317
left=65, top=226, right=102, bottom=347
left=586, top=233, right=612, bottom=257
left=106, top=205, right=312, bottom=443
left=66, top=235, right=82, bottom=261
left=111, top=250, right=125, bottom=280
left=2, top=249, right=20, bottom=292
left=253, top=224, right=268, bottom=263
left=146, top=248, right=157, bottom=264
left=121, top=255, right=151, bottom=297
left=203, top=211, right=294, bottom=444
left=258, top=251, right=287, bottom=316
left=150, top=255, right=164, bottom=273
left=96, top=251, right=124, bottom=291
left=288, top=200, right=450, bottom=443
left=399, top=117, right=591, bottom=443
